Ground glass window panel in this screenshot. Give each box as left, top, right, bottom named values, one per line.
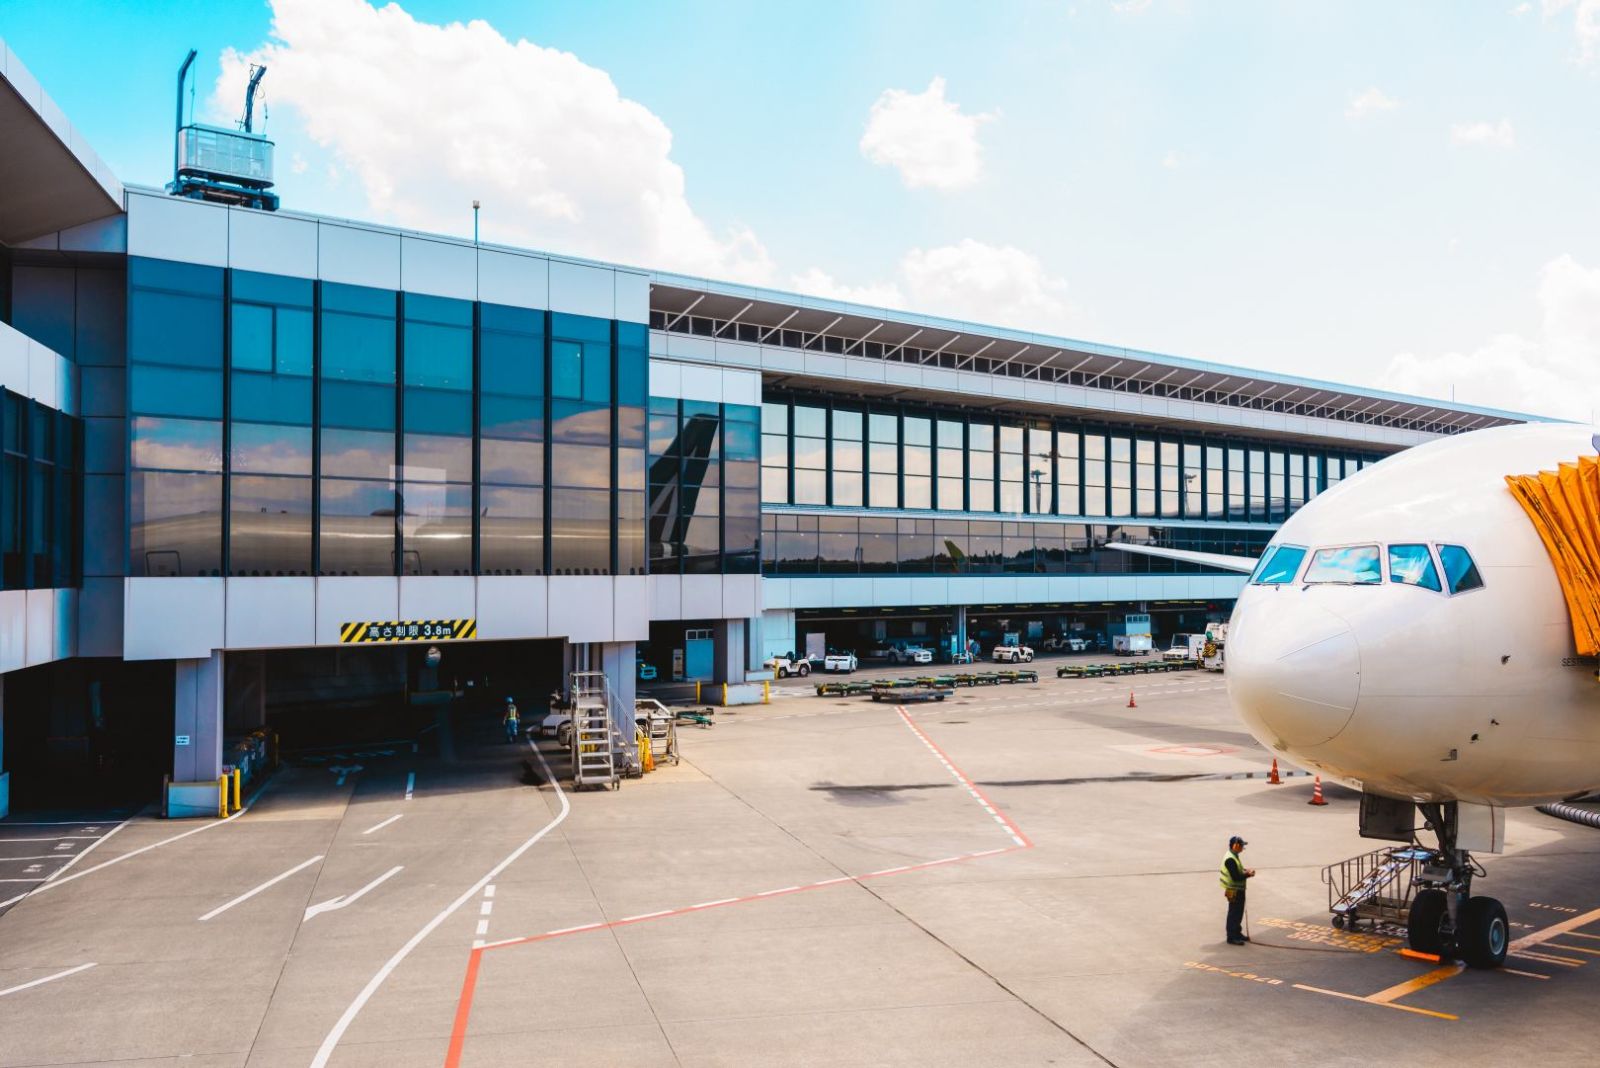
left=999, top=482, right=1024, bottom=515
left=937, top=476, right=963, bottom=510
left=232, top=369, right=312, bottom=425
left=231, top=421, right=312, bottom=476
left=321, top=427, right=396, bottom=480
left=868, top=472, right=898, bottom=508
left=903, top=416, right=931, bottom=447
left=834, top=470, right=863, bottom=507
left=869, top=412, right=897, bottom=442
left=1388, top=543, right=1441, bottom=592
left=794, top=468, right=826, bottom=505
left=229, top=474, right=311, bottom=575
left=762, top=402, right=788, bottom=434
left=970, top=479, right=995, bottom=513
left=834, top=439, right=863, bottom=471
left=549, top=487, right=611, bottom=574
left=869, top=442, right=899, bottom=474
left=403, top=432, right=472, bottom=483
left=551, top=443, right=613, bottom=489
left=321, top=380, right=395, bottom=432
left=401, top=480, right=471, bottom=576
left=482, top=395, right=542, bottom=442
left=480, top=438, right=542, bottom=486
left=550, top=400, right=611, bottom=445
left=130, top=470, right=221, bottom=576
left=130, top=366, right=222, bottom=418
left=131, top=416, right=222, bottom=473
left=903, top=476, right=931, bottom=509
left=319, top=478, right=396, bottom=575
left=1438, top=545, right=1484, bottom=594
left=793, top=405, right=826, bottom=438
left=129, top=287, right=222, bottom=368
left=938, top=419, right=963, bottom=448
left=762, top=468, right=789, bottom=504
left=723, top=513, right=758, bottom=574
left=935, top=521, right=968, bottom=572
left=1251, top=545, right=1306, bottom=585
left=480, top=484, right=544, bottom=575
left=833, top=409, right=863, bottom=439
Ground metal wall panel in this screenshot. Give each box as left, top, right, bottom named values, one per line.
left=228, top=207, right=317, bottom=278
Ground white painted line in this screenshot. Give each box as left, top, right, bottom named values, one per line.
left=0, top=836, right=99, bottom=843
left=692, top=897, right=738, bottom=909
left=0, top=792, right=265, bottom=911
left=545, top=922, right=603, bottom=936
left=404, top=772, right=415, bottom=801
left=311, top=738, right=570, bottom=1068
left=475, top=919, right=489, bottom=936
left=871, top=865, right=910, bottom=876
left=620, top=909, right=673, bottom=922
left=44, top=819, right=129, bottom=886
left=199, top=855, right=324, bottom=922
left=483, top=885, right=496, bottom=899
left=0, top=856, right=68, bottom=862
left=479, top=900, right=493, bottom=916
left=757, top=886, right=800, bottom=896
left=0, top=878, right=46, bottom=883
left=362, top=814, right=403, bottom=836
left=304, top=866, right=405, bottom=922
left=0, top=962, right=96, bottom=999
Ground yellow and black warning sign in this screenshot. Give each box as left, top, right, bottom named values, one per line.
left=340, top=619, right=477, bottom=644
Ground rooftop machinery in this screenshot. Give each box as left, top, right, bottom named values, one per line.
left=167, top=48, right=279, bottom=211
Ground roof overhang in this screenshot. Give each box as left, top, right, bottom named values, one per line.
left=0, top=39, right=123, bottom=245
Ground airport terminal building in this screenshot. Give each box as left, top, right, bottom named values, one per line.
left=0, top=41, right=1535, bottom=815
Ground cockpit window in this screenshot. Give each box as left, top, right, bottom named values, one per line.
left=1303, top=545, right=1382, bottom=584
left=1437, top=544, right=1483, bottom=594
left=1387, top=544, right=1441, bottom=592
left=1251, top=545, right=1307, bottom=585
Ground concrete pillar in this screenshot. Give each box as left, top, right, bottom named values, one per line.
left=712, top=620, right=747, bottom=685
left=0, top=677, right=8, bottom=820
left=173, top=651, right=224, bottom=783
left=745, top=617, right=762, bottom=674
left=956, top=605, right=969, bottom=657
left=599, top=641, right=638, bottom=765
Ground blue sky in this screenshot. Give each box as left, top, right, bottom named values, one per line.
left=5, top=0, right=1599, bottom=419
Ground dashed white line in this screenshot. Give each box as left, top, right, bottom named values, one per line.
left=362, top=814, right=403, bottom=836
left=199, top=855, right=324, bottom=922
left=483, top=885, right=496, bottom=899
left=479, top=900, right=493, bottom=917
left=0, top=962, right=96, bottom=998
left=475, top=919, right=489, bottom=936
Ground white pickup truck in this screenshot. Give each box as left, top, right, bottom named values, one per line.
left=992, top=644, right=1034, bottom=664
left=1163, top=634, right=1207, bottom=662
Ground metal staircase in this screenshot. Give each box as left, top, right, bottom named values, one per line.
left=1322, top=845, right=1434, bottom=929
left=569, top=671, right=622, bottom=791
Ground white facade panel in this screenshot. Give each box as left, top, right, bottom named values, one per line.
left=680, top=575, right=723, bottom=620
left=124, top=578, right=225, bottom=660
left=721, top=574, right=760, bottom=619
left=803, top=353, right=847, bottom=380
left=649, top=574, right=682, bottom=620
left=0, top=590, right=25, bottom=673
left=127, top=192, right=228, bottom=268
left=478, top=249, right=549, bottom=310
left=981, top=577, right=1019, bottom=603
left=615, top=270, right=650, bottom=324
left=26, top=338, right=59, bottom=410
left=399, top=576, right=475, bottom=621
left=228, top=208, right=317, bottom=278
left=314, top=576, right=399, bottom=645
left=613, top=577, right=651, bottom=641
left=400, top=236, right=476, bottom=301
left=713, top=340, right=762, bottom=370
left=546, top=576, right=613, bottom=642
left=476, top=576, right=548, bottom=639
left=722, top=369, right=762, bottom=408
left=679, top=364, right=722, bottom=404
left=548, top=260, right=614, bottom=320
left=882, top=362, right=921, bottom=387
left=871, top=577, right=912, bottom=608
left=317, top=223, right=401, bottom=290
left=761, top=346, right=805, bottom=373
left=49, top=588, right=76, bottom=663
left=911, top=577, right=949, bottom=606
left=0, top=323, right=27, bottom=396
left=760, top=578, right=791, bottom=610
left=225, top=578, right=315, bottom=649
left=648, top=360, right=683, bottom=400
left=667, top=334, right=716, bottom=361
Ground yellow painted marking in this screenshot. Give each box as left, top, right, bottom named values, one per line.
left=1292, top=984, right=1458, bottom=1021
left=1502, top=968, right=1549, bottom=980
left=1545, top=942, right=1600, bottom=956
left=1510, top=950, right=1584, bottom=967
left=1508, top=905, right=1600, bottom=954
left=1560, top=930, right=1600, bottom=941
left=1366, top=964, right=1463, bottom=1004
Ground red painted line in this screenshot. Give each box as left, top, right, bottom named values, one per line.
left=894, top=706, right=1033, bottom=848
left=443, top=946, right=483, bottom=1068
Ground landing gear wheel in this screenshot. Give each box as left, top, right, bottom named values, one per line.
left=1407, top=889, right=1449, bottom=955
left=1459, top=896, right=1508, bottom=968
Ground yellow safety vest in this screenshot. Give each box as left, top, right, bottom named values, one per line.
left=1219, top=851, right=1246, bottom=892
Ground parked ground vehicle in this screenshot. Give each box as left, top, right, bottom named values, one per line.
left=992, top=644, right=1034, bottom=664
left=764, top=653, right=812, bottom=678
left=638, top=661, right=658, bottom=681
left=1203, top=624, right=1228, bottom=671
left=893, top=644, right=934, bottom=665
left=1113, top=634, right=1153, bottom=656
left=823, top=650, right=859, bottom=673
left=1163, top=633, right=1206, bottom=662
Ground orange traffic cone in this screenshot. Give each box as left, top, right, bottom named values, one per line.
left=1308, top=775, right=1328, bottom=805
left=1268, top=759, right=1282, bottom=785
left=1127, top=690, right=1137, bottom=708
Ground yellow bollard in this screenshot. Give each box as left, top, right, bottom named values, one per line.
left=232, top=767, right=242, bottom=813
left=722, top=682, right=728, bottom=706
left=695, top=680, right=701, bottom=702
left=217, top=775, right=228, bottom=819
left=763, top=680, right=770, bottom=704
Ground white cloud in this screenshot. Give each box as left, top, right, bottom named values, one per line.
left=214, top=0, right=772, bottom=281
left=1512, top=2, right=1533, bottom=15
left=1449, top=118, right=1516, bottom=148
left=1161, top=150, right=1181, bottom=169
left=791, top=239, right=1077, bottom=335
left=859, top=77, right=995, bottom=191
left=1344, top=87, right=1398, bottom=120
left=1544, top=0, right=1600, bottom=63
left=1380, top=254, right=1600, bottom=422
left=1112, top=0, right=1153, bottom=13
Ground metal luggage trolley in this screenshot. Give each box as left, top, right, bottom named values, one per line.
left=569, top=671, right=623, bottom=790
left=634, top=698, right=680, bottom=767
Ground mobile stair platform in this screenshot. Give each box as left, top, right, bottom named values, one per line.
left=1322, top=845, right=1433, bottom=930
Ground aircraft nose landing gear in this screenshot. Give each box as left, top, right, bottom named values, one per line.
left=1407, top=802, right=1507, bottom=968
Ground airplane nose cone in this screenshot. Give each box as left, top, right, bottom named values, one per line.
left=1228, top=599, right=1360, bottom=749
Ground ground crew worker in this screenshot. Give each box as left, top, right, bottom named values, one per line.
left=1220, top=835, right=1255, bottom=944
left=503, top=697, right=521, bottom=743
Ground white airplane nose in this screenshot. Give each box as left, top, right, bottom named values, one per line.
left=1228, top=598, right=1361, bottom=749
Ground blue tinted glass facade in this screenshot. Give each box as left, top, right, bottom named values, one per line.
left=0, top=391, right=80, bottom=589
left=646, top=398, right=760, bottom=576
left=125, top=257, right=671, bottom=579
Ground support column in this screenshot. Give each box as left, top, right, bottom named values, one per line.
left=599, top=641, right=637, bottom=765
left=745, top=616, right=763, bottom=675
left=167, top=650, right=224, bottom=817
left=0, top=677, right=8, bottom=821
left=711, top=620, right=747, bottom=685
left=956, top=605, right=969, bottom=660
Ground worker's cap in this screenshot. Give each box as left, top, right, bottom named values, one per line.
left=1228, top=835, right=1247, bottom=847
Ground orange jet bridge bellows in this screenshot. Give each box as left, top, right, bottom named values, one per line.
left=1505, top=454, right=1600, bottom=661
